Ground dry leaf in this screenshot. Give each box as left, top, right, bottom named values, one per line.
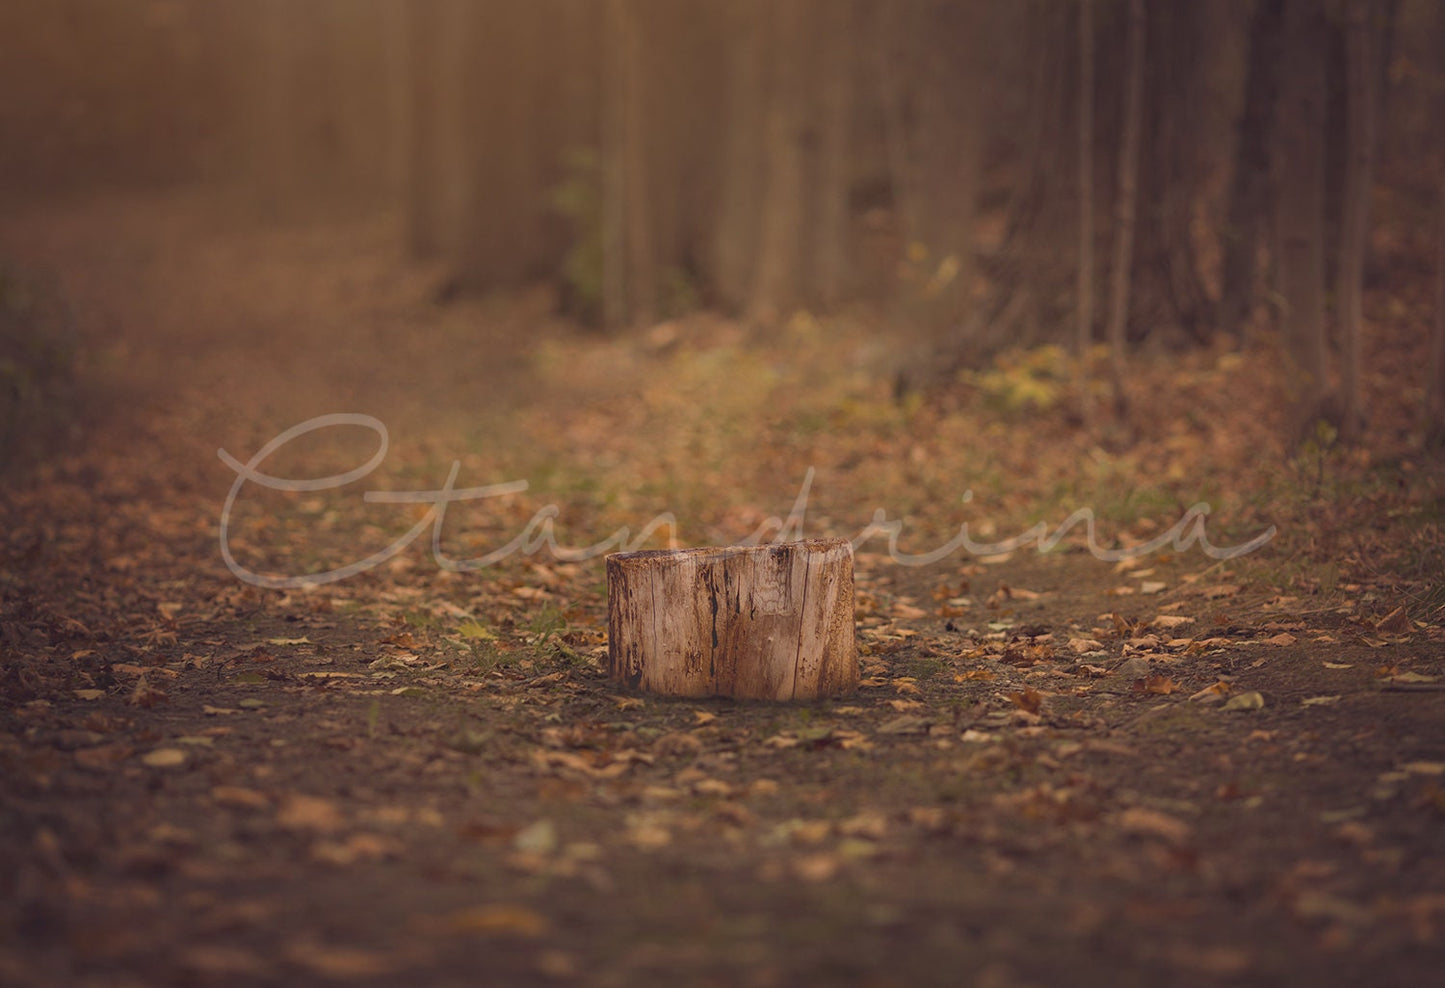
left=276, top=794, right=344, bottom=833
left=1118, top=806, right=1192, bottom=843
left=442, top=904, right=550, bottom=937
left=1375, top=607, right=1411, bottom=635
left=1141, top=674, right=1178, bottom=695
left=140, top=747, right=187, bottom=768
left=212, top=785, right=271, bottom=810
left=283, top=941, right=398, bottom=979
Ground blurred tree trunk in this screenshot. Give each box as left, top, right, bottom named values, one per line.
left=1429, top=179, right=1445, bottom=446
left=747, top=0, right=808, bottom=324
left=406, top=0, right=473, bottom=259
left=602, top=0, right=655, bottom=329
left=1106, top=0, right=1144, bottom=419
left=1132, top=0, right=1214, bottom=343
left=1076, top=0, right=1096, bottom=422
left=912, top=0, right=980, bottom=338
left=712, top=0, right=766, bottom=313
left=1428, top=5, right=1445, bottom=447
left=245, top=0, right=301, bottom=209
left=1337, top=0, right=1377, bottom=444
left=807, top=0, right=854, bottom=309
left=1219, top=0, right=1284, bottom=342
left=1275, top=0, right=1331, bottom=439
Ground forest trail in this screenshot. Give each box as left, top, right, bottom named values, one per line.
left=2, top=191, right=1443, bottom=987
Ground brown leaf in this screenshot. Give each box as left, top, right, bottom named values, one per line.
left=1141, top=674, right=1178, bottom=695
left=1376, top=607, right=1411, bottom=635
left=212, top=785, right=272, bottom=810
left=283, top=941, right=399, bottom=979
left=1008, top=688, right=1044, bottom=715
left=441, top=904, right=550, bottom=937
left=1118, top=806, right=1192, bottom=843
left=276, top=794, right=345, bottom=833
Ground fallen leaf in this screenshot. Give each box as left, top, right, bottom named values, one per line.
left=442, top=904, right=550, bottom=937
left=885, top=699, right=927, bottom=712
left=1152, top=615, right=1195, bottom=630
left=276, top=794, right=344, bottom=833
left=1188, top=681, right=1231, bottom=703
left=792, top=853, right=841, bottom=882
left=284, top=941, right=398, bottom=979
left=311, top=833, right=402, bottom=865
left=1301, top=695, right=1342, bottom=707
left=72, top=688, right=105, bottom=701
left=140, top=747, right=188, bottom=769
left=1008, top=688, right=1044, bottom=715
left=1222, top=691, right=1266, bottom=711
left=213, top=785, right=271, bottom=810
left=1141, top=674, right=1178, bottom=695
left=1264, top=632, right=1297, bottom=647
left=1375, top=607, right=1411, bottom=635
left=1118, top=806, right=1192, bottom=843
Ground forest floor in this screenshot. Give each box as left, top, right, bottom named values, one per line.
left=2, top=188, right=1443, bottom=988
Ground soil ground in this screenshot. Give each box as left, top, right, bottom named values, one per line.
left=2, top=190, right=1443, bottom=987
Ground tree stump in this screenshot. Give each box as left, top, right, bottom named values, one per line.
left=606, top=538, right=857, bottom=701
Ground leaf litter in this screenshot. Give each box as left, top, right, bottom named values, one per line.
left=0, top=193, right=1443, bottom=987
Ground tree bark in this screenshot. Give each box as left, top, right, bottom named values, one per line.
left=808, top=0, right=854, bottom=309
left=607, top=540, right=857, bottom=701
left=1337, top=0, right=1377, bottom=444
left=1219, top=0, right=1285, bottom=342
left=1106, top=0, right=1144, bottom=419
left=406, top=0, right=473, bottom=260
left=602, top=0, right=655, bottom=329
left=712, top=0, right=765, bottom=313
left=1076, top=0, right=1096, bottom=423
left=748, top=0, right=808, bottom=325
left=1275, top=0, right=1331, bottom=439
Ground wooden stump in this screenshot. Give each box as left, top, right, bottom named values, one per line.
left=606, top=538, right=857, bottom=701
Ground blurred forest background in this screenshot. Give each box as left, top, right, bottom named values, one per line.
left=2, top=0, right=1444, bottom=444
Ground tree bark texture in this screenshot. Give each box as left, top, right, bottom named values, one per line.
left=1275, top=0, right=1330, bottom=437
left=606, top=539, right=857, bottom=701
left=1076, top=0, right=1096, bottom=423
left=1219, top=0, right=1285, bottom=340
left=1106, top=0, right=1144, bottom=418
left=1337, top=0, right=1377, bottom=443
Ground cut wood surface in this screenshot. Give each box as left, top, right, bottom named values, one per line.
left=606, top=538, right=857, bottom=700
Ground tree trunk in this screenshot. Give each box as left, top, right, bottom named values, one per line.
left=1429, top=178, right=1445, bottom=446
left=1275, top=0, right=1331, bottom=440
left=748, top=0, right=808, bottom=325
left=1428, top=5, right=1445, bottom=447
left=1219, top=0, right=1285, bottom=342
left=712, top=0, right=766, bottom=313
left=1076, top=0, right=1096, bottom=423
left=808, top=0, right=854, bottom=309
left=602, top=0, right=655, bottom=329
left=1337, top=0, right=1377, bottom=444
left=1106, top=0, right=1144, bottom=419
left=406, top=0, right=473, bottom=260
left=607, top=540, right=857, bottom=701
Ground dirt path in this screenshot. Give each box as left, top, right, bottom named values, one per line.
left=2, top=191, right=1443, bottom=987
